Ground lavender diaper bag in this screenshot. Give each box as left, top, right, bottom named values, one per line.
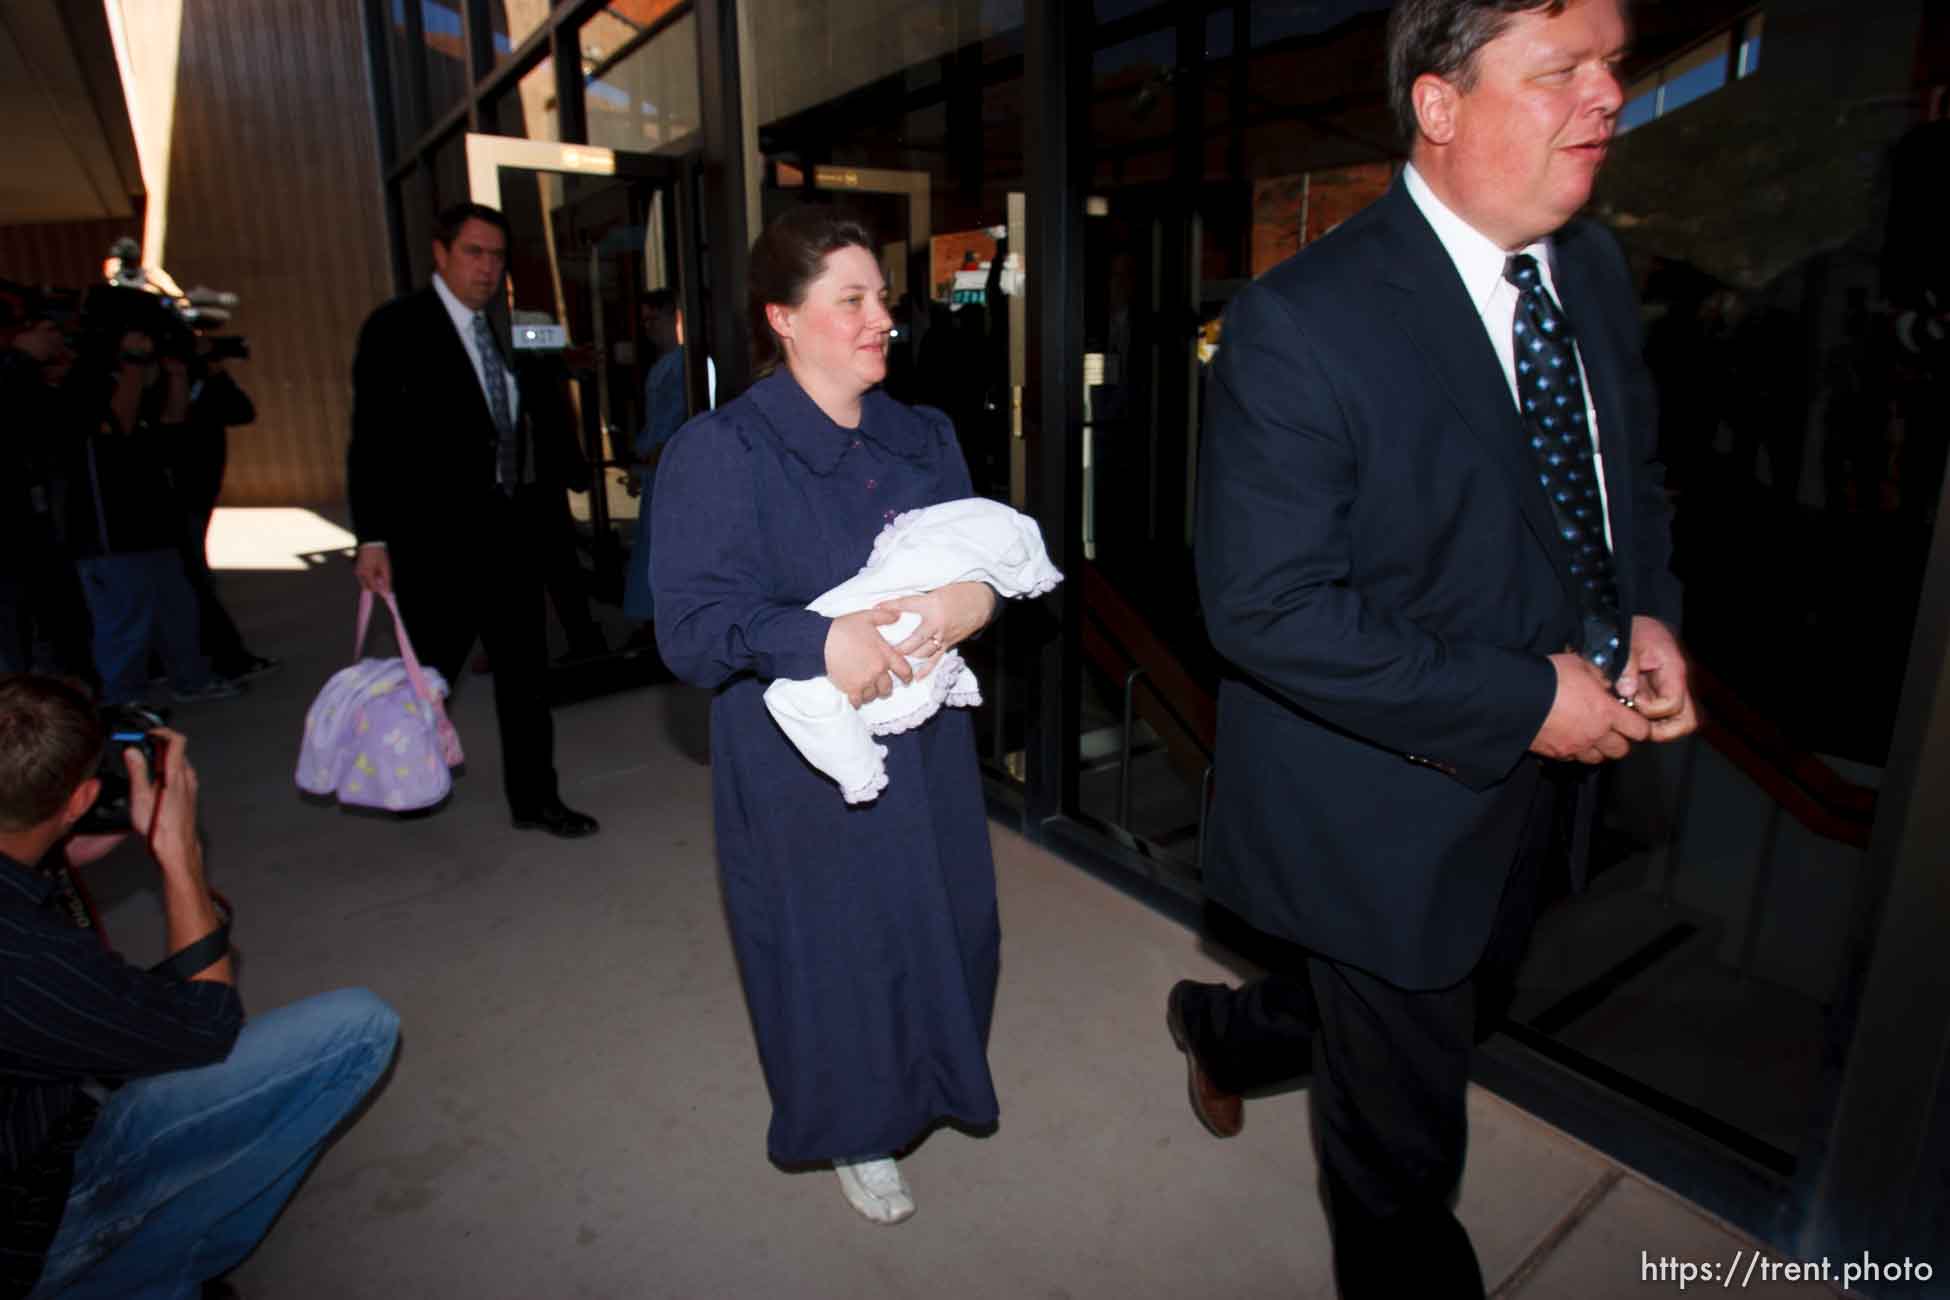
left=296, top=591, right=463, bottom=811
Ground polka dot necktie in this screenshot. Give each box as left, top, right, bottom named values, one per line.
left=1505, top=253, right=1627, bottom=682
left=473, top=312, right=518, bottom=494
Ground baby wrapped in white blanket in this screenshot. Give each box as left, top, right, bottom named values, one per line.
left=763, top=497, right=1063, bottom=803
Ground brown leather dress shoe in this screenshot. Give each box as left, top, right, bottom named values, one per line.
left=1167, top=980, right=1244, bottom=1138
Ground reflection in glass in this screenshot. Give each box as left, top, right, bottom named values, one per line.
left=430, top=131, right=468, bottom=209
left=579, top=0, right=688, bottom=68
left=1659, top=32, right=1732, bottom=118
left=400, top=171, right=434, bottom=286
left=1738, top=13, right=1764, bottom=77
left=498, top=170, right=686, bottom=579
left=495, top=55, right=560, bottom=142
left=744, top=0, right=1023, bottom=127
left=1247, top=0, right=1392, bottom=48
left=1618, top=15, right=1764, bottom=137
left=488, top=0, right=551, bottom=68
left=418, top=0, right=470, bottom=124
left=585, top=13, right=700, bottom=153
left=384, top=1, right=421, bottom=154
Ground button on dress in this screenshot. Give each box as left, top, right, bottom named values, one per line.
left=648, top=369, right=1001, bottom=1163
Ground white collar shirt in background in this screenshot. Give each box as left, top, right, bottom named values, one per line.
left=432, top=272, right=521, bottom=427
left=1402, top=163, right=1612, bottom=546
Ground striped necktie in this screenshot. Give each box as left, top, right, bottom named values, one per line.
left=473, top=312, right=517, bottom=492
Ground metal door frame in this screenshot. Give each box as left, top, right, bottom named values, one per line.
left=464, top=133, right=705, bottom=598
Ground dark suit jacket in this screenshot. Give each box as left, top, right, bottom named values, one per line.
left=347, top=286, right=587, bottom=555
left=1196, top=179, right=1678, bottom=991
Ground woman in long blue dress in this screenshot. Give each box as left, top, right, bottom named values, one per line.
left=649, top=210, right=1000, bottom=1225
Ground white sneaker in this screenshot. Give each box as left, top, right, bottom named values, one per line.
left=833, top=1156, right=915, bottom=1225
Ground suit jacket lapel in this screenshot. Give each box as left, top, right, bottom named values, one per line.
left=1551, top=227, right=1639, bottom=606
left=421, top=288, right=499, bottom=438
left=1369, top=184, right=1575, bottom=598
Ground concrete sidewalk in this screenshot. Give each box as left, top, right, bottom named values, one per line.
left=77, top=523, right=1840, bottom=1298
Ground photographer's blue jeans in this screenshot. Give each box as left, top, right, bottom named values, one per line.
left=75, top=550, right=213, bottom=705
left=30, top=988, right=400, bottom=1300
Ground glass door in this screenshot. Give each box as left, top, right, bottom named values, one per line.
left=465, top=135, right=707, bottom=678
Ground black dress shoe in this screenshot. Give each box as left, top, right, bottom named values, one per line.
left=1167, top=980, right=1244, bottom=1138
left=512, top=801, right=600, bottom=838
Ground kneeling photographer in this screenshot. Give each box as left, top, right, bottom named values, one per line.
left=0, top=674, right=398, bottom=1299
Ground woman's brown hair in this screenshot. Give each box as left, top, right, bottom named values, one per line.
left=748, top=207, right=877, bottom=377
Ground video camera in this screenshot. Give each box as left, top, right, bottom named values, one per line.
left=71, top=704, right=167, bottom=835
left=92, top=237, right=249, bottom=363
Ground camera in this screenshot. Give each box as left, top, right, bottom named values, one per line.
left=83, top=284, right=194, bottom=359
left=71, top=704, right=167, bottom=835
left=94, top=238, right=248, bottom=365
left=201, top=334, right=250, bottom=363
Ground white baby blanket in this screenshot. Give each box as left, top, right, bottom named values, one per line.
left=763, top=497, right=1063, bottom=802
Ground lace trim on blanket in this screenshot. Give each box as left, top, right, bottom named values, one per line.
left=862, top=652, right=980, bottom=736
left=840, top=746, right=892, bottom=805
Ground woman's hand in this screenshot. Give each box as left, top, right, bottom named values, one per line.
left=824, top=609, right=914, bottom=707
left=877, top=582, right=998, bottom=677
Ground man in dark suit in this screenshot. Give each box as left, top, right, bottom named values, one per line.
left=347, top=202, right=600, bottom=838
left=1166, top=1, right=1696, bottom=1294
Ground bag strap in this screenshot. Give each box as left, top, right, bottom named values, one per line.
left=354, top=589, right=442, bottom=707
left=354, top=588, right=377, bottom=658
left=352, top=589, right=464, bottom=767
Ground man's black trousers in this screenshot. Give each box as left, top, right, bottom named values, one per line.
left=389, top=484, right=561, bottom=815
left=1176, top=766, right=1568, bottom=1300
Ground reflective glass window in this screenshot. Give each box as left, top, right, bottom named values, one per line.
left=430, top=130, right=470, bottom=209
left=744, top=0, right=1024, bottom=129
left=1659, top=32, right=1732, bottom=118
left=400, top=172, right=434, bottom=287
left=493, top=56, right=561, bottom=142
left=419, top=0, right=471, bottom=124
left=383, top=0, right=422, bottom=154
left=1738, top=13, right=1765, bottom=78
left=1249, top=0, right=1391, bottom=48
left=488, top=0, right=553, bottom=68
left=585, top=11, right=700, bottom=153
left=1204, top=9, right=1234, bottom=60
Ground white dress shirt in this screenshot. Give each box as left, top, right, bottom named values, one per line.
left=432, top=272, right=521, bottom=428
left=1402, top=164, right=1612, bottom=546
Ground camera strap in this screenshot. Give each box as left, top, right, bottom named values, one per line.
left=149, top=893, right=232, bottom=981
left=131, top=735, right=235, bottom=980
left=52, top=861, right=108, bottom=948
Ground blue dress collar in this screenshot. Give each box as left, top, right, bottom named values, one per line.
left=747, top=369, right=929, bottom=476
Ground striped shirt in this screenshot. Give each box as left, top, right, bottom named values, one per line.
left=0, top=851, right=243, bottom=1297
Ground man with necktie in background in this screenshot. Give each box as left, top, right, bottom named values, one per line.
left=1166, top=1, right=1697, bottom=1295
left=346, top=202, right=600, bottom=838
